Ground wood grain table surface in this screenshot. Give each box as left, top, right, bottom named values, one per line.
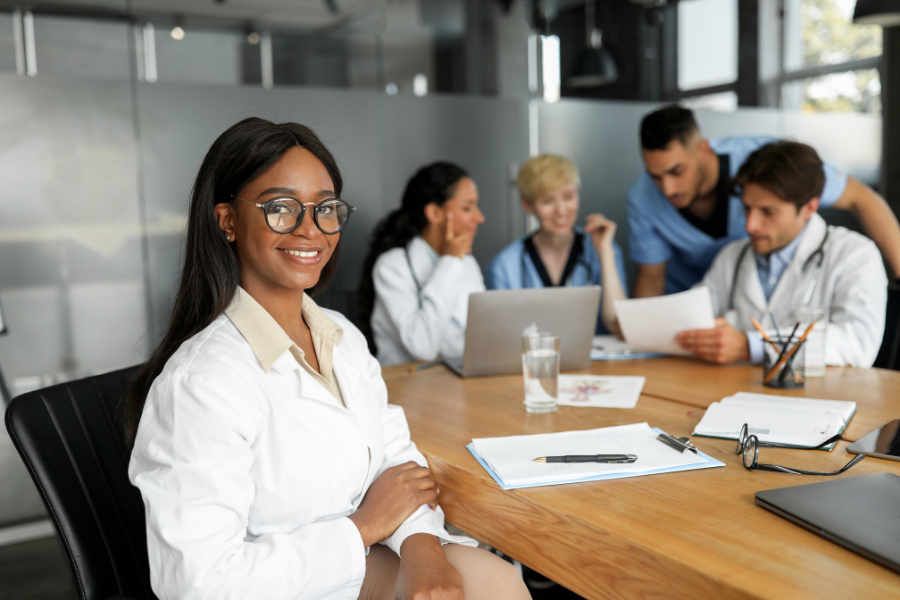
left=383, top=361, right=900, bottom=600
left=566, top=357, right=900, bottom=442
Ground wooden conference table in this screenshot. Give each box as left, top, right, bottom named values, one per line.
left=382, top=359, right=900, bottom=600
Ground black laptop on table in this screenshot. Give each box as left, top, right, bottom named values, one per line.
left=755, top=472, right=900, bottom=574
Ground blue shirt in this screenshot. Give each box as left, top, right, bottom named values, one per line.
left=485, top=228, right=628, bottom=334
left=755, top=226, right=806, bottom=302
left=627, top=136, right=848, bottom=294
left=747, top=222, right=809, bottom=363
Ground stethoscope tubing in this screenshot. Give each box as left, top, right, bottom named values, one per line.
left=520, top=248, right=592, bottom=288
left=728, top=229, right=829, bottom=312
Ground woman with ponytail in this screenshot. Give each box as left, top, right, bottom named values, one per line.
left=125, top=120, right=527, bottom=600
left=359, top=162, right=486, bottom=366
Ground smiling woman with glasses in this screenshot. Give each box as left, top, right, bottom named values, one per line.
left=123, top=118, right=528, bottom=600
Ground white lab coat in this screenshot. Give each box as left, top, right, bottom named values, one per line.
left=371, top=236, right=485, bottom=366
left=699, top=213, right=887, bottom=367
left=128, top=309, right=473, bottom=600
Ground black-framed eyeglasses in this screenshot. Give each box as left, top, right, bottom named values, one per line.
left=236, top=196, right=356, bottom=235
left=741, top=434, right=865, bottom=475
left=736, top=423, right=865, bottom=476
left=734, top=423, right=844, bottom=455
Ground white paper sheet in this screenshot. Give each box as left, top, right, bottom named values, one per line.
left=722, top=393, right=856, bottom=418
left=471, top=423, right=707, bottom=487
left=556, top=374, right=644, bottom=408
left=692, top=393, right=856, bottom=446
left=613, top=287, right=716, bottom=356
left=591, top=335, right=633, bottom=355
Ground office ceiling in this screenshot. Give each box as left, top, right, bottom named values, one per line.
left=0, top=0, right=390, bottom=32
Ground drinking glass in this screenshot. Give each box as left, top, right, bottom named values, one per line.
left=522, top=332, right=559, bottom=414
left=795, top=307, right=828, bottom=377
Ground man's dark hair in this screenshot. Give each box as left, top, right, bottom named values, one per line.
left=731, top=141, right=825, bottom=210
left=640, top=105, right=699, bottom=150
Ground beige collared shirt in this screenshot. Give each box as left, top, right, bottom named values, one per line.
left=224, top=287, right=344, bottom=404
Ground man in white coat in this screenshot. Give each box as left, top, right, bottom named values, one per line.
left=676, top=141, right=887, bottom=367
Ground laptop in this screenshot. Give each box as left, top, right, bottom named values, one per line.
left=443, top=286, right=601, bottom=378
left=755, top=472, right=900, bottom=574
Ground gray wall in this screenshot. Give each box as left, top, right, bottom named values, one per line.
left=0, top=76, right=883, bottom=527
left=134, top=83, right=528, bottom=340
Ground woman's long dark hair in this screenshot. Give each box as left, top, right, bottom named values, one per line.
left=124, top=117, right=343, bottom=448
left=357, top=161, right=468, bottom=353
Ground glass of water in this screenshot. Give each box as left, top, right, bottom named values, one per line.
left=522, top=332, right=560, bottom=414
left=795, top=307, right=828, bottom=377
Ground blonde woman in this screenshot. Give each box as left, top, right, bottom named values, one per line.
left=486, top=154, right=627, bottom=335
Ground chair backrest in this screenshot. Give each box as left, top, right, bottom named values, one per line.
left=4, top=365, right=157, bottom=600
left=875, top=284, right=900, bottom=371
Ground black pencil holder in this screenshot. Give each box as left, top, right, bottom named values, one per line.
left=762, top=337, right=806, bottom=389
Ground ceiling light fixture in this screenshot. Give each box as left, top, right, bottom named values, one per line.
left=567, top=0, right=618, bottom=88
left=170, top=26, right=185, bottom=40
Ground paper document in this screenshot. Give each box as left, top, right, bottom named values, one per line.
left=693, top=392, right=856, bottom=448
left=614, top=287, right=716, bottom=356
left=469, top=423, right=722, bottom=488
left=556, top=374, right=644, bottom=408
left=590, top=335, right=666, bottom=360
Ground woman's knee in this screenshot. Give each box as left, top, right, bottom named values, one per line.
left=442, top=544, right=530, bottom=599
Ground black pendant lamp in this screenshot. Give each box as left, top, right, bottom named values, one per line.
left=853, top=0, right=900, bottom=26
left=567, top=0, right=618, bottom=88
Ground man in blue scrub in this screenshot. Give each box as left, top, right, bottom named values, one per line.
left=628, top=105, right=900, bottom=297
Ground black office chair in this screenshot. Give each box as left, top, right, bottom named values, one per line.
left=875, top=284, right=900, bottom=371
left=4, top=365, right=156, bottom=600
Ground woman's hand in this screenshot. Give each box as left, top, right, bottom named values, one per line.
left=349, top=462, right=438, bottom=547
left=438, top=213, right=473, bottom=259
left=584, top=213, right=617, bottom=254
left=396, top=534, right=465, bottom=600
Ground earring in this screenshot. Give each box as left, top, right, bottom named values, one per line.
left=225, top=234, right=232, bottom=241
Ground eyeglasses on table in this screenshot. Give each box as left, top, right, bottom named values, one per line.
left=736, top=423, right=865, bottom=476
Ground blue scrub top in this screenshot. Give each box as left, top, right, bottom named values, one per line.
left=485, top=227, right=628, bottom=334
left=627, top=136, right=848, bottom=293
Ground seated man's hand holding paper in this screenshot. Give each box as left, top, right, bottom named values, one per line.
left=676, top=317, right=750, bottom=364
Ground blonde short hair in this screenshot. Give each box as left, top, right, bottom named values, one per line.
left=517, top=154, right=580, bottom=205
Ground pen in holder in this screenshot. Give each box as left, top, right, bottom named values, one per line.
left=763, top=337, right=805, bottom=388
left=762, top=320, right=817, bottom=389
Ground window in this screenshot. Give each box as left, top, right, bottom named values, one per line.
left=782, top=0, right=883, bottom=114
left=798, top=0, right=882, bottom=68
left=677, top=0, right=738, bottom=91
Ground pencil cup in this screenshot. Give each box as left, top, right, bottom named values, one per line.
left=762, top=337, right=806, bottom=389
left=522, top=332, right=559, bottom=413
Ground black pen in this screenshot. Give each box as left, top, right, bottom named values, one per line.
left=533, top=454, right=637, bottom=463
left=656, top=432, right=698, bottom=454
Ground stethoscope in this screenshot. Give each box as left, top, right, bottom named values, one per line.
left=520, top=235, right=593, bottom=288
left=520, top=251, right=592, bottom=288
left=728, top=229, right=829, bottom=311
left=404, top=245, right=424, bottom=308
